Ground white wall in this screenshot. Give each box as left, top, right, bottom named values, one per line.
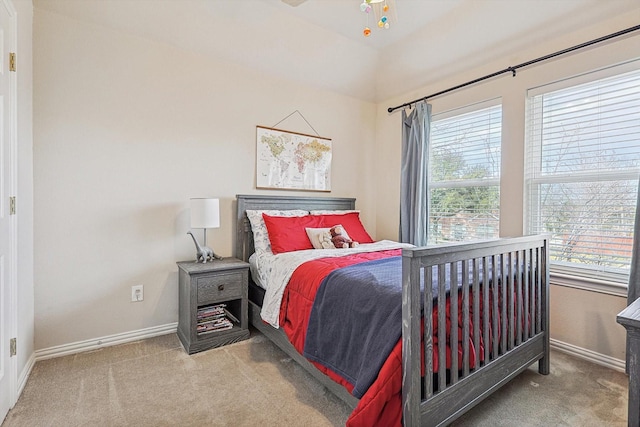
left=32, top=1, right=640, bottom=362
left=33, top=9, right=376, bottom=349
left=376, top=11, right=640, bottom=360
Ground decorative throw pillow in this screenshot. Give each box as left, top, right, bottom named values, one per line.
left=305, top=227, right=336, bottom=249
left=246, top=209, right=308, bottom=254
left=312, top=212, right=374, bottom=243
left=262, top=214, right=324, bottom=254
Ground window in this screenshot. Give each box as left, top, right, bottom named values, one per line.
left=429, top=103, right=501, bottom=244
left=525, top=65, right=640, bottom=286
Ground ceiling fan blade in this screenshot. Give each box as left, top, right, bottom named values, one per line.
left=281, top=0, right=307, bottom=7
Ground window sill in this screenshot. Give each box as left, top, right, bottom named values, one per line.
left=550, top=272, right=628, bottom=298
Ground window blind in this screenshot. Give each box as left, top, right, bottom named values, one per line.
left=525, top=67, right=640, bottom=284
left=429, top=104, right=501, bottom=244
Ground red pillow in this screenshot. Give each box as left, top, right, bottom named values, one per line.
left=315, top=212, right=374, bottom=243
left=262, top=214, right=323, bottom=254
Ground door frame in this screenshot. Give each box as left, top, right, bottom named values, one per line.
left=1, top=0, right=19, bottom=416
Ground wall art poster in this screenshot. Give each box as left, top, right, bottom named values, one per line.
left=256, top=126, right=332, bottom=191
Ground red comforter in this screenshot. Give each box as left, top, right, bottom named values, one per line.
left=277, top=249, right=487, bottom=427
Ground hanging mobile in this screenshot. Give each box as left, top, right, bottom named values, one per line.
left=382, top=0, right=390, bottom=29
left=361, top=1, right=372, bottom=37
left=361, top=0, right=392, bottom=36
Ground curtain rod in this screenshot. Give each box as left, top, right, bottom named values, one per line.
left=387, top=24, right=640, bottom=114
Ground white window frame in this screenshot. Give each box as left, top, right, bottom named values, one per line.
left=524, top=60, right=640, bottom=297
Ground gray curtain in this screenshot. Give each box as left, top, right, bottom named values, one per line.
left=629, top=176, right=640, bottom=306
left=400, top=102, right=431, bottom=246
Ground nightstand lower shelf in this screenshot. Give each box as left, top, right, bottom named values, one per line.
left=177, top=325, right=250, bottom=354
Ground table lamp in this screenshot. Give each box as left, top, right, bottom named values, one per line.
left=188, top=198, right=222, bottom=262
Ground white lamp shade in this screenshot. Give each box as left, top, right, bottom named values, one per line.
left=190, top=198, right=220, bottom=229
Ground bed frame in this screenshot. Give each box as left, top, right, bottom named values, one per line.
left=235, top=194, right=550, bottom=426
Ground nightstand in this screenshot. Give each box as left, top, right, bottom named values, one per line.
left=177, top=258, right=250, bottom=354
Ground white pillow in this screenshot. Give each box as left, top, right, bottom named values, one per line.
left=246, top=209, right=308, bottom=254
left=305, top=225, right=353, bottom=249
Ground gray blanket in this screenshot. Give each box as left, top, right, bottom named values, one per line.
left=302, top=255, right=493, bottom=398
left=302, top=256, right=409, bottom=398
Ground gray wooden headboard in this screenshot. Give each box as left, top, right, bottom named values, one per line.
left=235, top=194, right=356, bottom=262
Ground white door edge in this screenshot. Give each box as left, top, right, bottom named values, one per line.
left=1, top=0, right=19, bottom=417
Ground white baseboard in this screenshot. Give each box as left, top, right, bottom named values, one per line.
left=29, top=325, right=625, bottom=374
left=17, top=352, right=35, bottom=397
left=34, top=322, right=178, bottom=361
left=550, top=338, right=626, bottom=372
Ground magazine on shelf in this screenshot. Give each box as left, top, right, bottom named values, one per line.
left=196, top=303, right=235, bottom=334
left=197, top=304, right=226, bottom=318
left=197, top=318, right=233, bottom=334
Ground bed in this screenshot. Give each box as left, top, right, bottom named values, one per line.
left=235, top=194, right=550, bottom=426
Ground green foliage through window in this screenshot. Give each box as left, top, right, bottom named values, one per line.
left=429, top=104, right=501, bottom=244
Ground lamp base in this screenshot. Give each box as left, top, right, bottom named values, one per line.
left=187, top=231, right=221, bottom=264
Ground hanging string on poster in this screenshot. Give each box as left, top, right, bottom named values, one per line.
left=271, top=110, right=321, bottom=136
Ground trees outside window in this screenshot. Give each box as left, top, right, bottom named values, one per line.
left=429, top=103, right=501, bottom=244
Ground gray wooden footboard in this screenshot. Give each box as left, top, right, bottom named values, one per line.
left=402, top=236, right=550, bottom=426
left=235, top=195, right=550, bottom=426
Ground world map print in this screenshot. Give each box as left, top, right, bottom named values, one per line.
left=256, top=126, right=332, bottom=191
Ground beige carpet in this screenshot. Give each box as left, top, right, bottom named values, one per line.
left=3, top=330, right=629, bottom=426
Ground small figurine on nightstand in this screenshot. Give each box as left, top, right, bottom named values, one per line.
left=187, top=231, right=222, bottom=263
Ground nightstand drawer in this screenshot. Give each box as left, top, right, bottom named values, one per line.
left=197, top=273, right=242, bottom=303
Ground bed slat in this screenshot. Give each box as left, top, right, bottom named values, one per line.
left=482, top=256, right=490, bottom=365
left=437, top=264, right=447, bottom=392
left=529, top=248, right=536, bottom=336
left=423, top=266, right=434, bottom=399
left=500, top=253, right=507, bottom=355
left=517, top=250, right=524, bottom=346
left=450, top=261, right=459, bottom=385
left=472, top=258, right=480, bottom=370
left=524, top=249, right=530, bottom=341
left=491, top=255, right=499, bottom=357
left=508, top=251, right=515, bottom=351
left=536, top=247, right=541, bottom=335
left=462, top=259, right=470, bottom=377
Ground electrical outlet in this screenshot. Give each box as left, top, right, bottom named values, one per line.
left=131, top=285, right=144, bottom=302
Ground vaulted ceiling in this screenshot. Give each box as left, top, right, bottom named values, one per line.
left=35, top=0, right=640, bottom=102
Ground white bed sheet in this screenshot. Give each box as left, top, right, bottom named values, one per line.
left=248, top=252, right=266, bottom=289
